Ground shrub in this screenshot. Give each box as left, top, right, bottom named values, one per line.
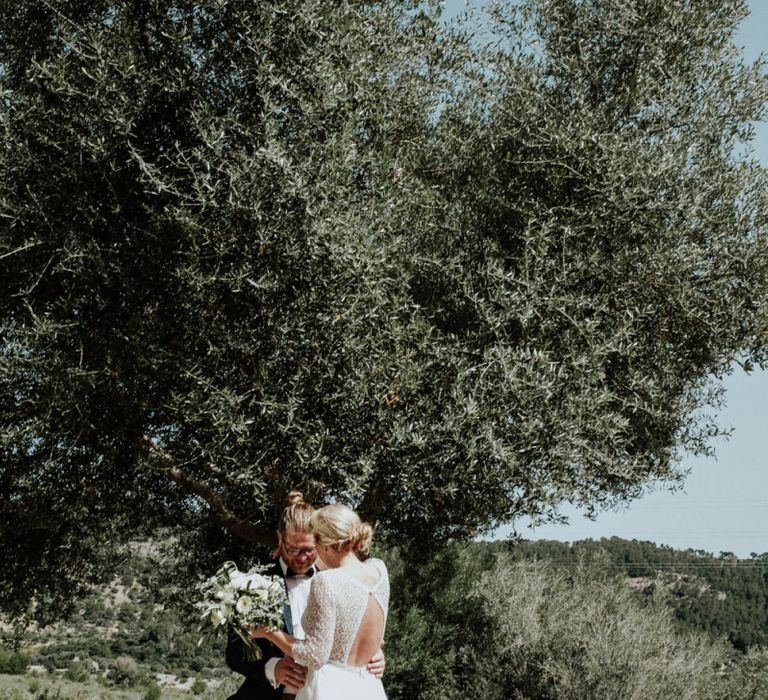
left=108, top=655, right=145, bottom=687
left=64, top=660, right=89, bottom=683
left=0, top=647, right=28, bottom=674
left=723, top=647, right=768, bottom=700
left=143, top=682, right=162, bottom=700
left=382, top=544, right=751, bottom=700
left=191, top=676, right=207, bottom=695
left=382, top=544, right=493, bottom=700
left=473, top=554, right=730, bottom=699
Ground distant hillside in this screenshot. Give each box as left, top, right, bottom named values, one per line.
left=0, top=542, right=233, bottom=697
left=486, top=537, right=768, bottom=652
left=2, top=536, right=766, bottom=700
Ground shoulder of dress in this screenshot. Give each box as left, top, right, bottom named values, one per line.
left=368, top=558, right=389, bottom=580
left=312, top=569, right=337, bottom=586
left=310, top=569, right=342, bottom=599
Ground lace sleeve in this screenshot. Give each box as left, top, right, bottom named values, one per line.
left=291, top=574, right=335, bottom=670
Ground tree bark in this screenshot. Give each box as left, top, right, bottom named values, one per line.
left=141, top=437, right=275, bottom=546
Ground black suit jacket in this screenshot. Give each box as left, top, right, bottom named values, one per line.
left=225, top=562, right=288, bottom=700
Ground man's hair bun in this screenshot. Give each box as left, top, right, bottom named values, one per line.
left=285, top=490, right=305, bottom=507
left=277, top=490, right=314, bottom=542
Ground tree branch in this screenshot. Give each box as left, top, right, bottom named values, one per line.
left=141, top=437, right=275, bottom=546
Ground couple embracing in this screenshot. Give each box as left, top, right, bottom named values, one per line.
left=226, top=492, right=389, bottom=700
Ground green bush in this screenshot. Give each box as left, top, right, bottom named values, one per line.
left=382, top=544, right=768, bottom=700
left=382, top=545, right=493, bottom=700
left=108, top=655, right=145, bottom=687
left=0, top=647, right=28, bottom=674
left=722, top=647, right=768, bottom=700
left=473, top=554, right=730, bottom=699
left=191, top=676, right=207, bottom=695
left=63, top=660, right=89, bottom=683
left=143, top=682, right=162, bottom=700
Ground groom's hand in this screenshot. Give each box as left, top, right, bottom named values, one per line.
left=275, top=657, right=308, bottom=689
left=367, top=649, right=385, bottom=678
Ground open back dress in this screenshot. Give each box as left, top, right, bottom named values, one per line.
left=291, top=558, right=389, bottom=700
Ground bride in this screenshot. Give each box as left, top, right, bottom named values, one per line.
left=252, top=503, right=388, bottom=700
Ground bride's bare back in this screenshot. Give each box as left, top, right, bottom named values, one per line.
left=292, top=558, right=389, bottom=670
left=346, top=572, right=386, bottom=666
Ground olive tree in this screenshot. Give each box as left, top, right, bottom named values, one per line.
left=1, top=0, right=767, bottom=618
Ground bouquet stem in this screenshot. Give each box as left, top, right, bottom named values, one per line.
left=234, top=625, right=263, bottom=662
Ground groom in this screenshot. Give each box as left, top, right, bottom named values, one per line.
left=225, top=492, right=385, bottom=699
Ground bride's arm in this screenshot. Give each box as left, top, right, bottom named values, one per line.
left=255, top=574, right=335, bottom=670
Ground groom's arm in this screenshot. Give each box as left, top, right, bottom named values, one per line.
left=225, top=633, right=283, bottom=689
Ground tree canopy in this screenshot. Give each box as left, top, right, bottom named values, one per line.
left=2, top=0, right=767, bottom=617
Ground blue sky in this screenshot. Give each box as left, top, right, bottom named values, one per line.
left=443, top=0, right=768, bottom=557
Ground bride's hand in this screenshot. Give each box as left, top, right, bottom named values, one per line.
left=250, top=626, right=294, bottom=657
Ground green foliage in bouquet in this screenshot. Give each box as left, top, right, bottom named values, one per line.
left=1, top=0, right=767, bottom=616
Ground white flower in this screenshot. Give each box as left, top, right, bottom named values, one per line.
left=229, top=572, right=252, bottom=589
left=248, top=573, right=268, bottom=587
left=216, top=590, right=236, bottom=605
left=209, top=609, right=226, bottom=627
left=236, top=596, right=254, bottom=615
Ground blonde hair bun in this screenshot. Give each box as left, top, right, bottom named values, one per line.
left=310, top=504, right=373, bottom=558
left=349, top=522, right=373, bottom=557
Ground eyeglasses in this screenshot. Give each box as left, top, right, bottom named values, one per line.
left=285, top=547, right=317, bottom=557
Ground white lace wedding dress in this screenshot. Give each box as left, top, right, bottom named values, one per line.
left=292, top=558, right=389, bottom=700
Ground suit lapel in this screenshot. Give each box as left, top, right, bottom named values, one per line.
left=269, top=561, right=294, bottom=635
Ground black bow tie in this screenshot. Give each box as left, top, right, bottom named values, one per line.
left=286, top=566, right=315, bottom=579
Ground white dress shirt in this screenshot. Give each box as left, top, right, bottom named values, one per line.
left=264, top=558, right=315, bottom=690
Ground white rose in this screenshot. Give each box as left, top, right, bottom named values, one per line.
left=236, top=596, right=254, bottom=614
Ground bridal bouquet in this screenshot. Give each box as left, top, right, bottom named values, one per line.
left=197, top=561, right=287, bottom=660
